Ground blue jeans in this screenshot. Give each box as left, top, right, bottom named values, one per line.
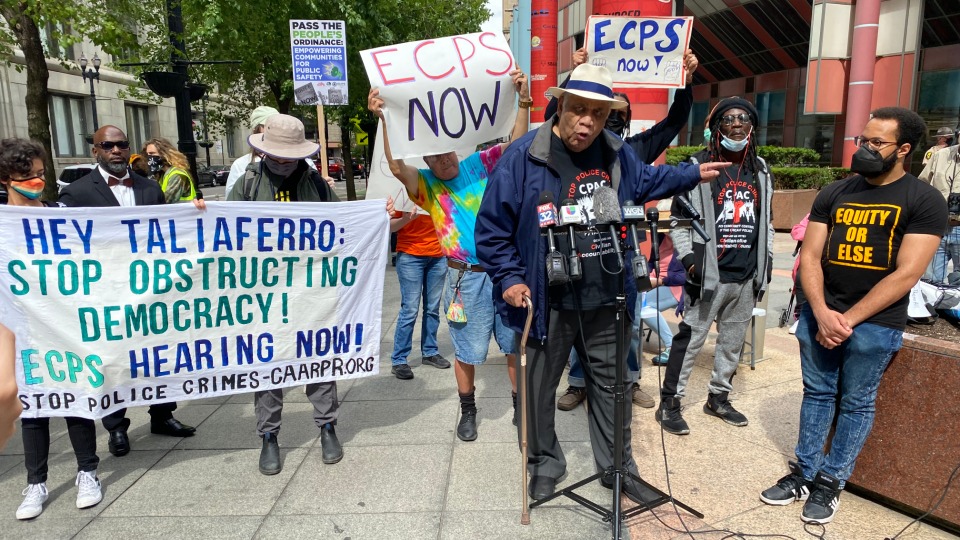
left=794, top=306, right=902, bottom=487
left=632, top=286, right=679, bottom=351
left=443, top=267, right=517, bottom=364
left=924, top=225, right=960, bottom=283
left=391, top=253, right=446, bottom=366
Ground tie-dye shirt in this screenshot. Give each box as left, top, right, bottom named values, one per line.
left=415, top=145, right=503, bottom=265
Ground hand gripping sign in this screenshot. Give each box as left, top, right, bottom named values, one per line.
left=585, top=15, right=693, bottom=88
left=361, top=32, right=518, bottom=160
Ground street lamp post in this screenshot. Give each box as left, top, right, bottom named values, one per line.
left=79, top=54, right=101, bottom=133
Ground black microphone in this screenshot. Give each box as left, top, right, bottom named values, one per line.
left=593, top=186, right=624, bottom=269
left=646, top=206, right=660, bottom=267
left=560, top=198, right=583, bottom=281
left=538, top=191, right=568, bottom=285
left=625, top=200, right=652, bottom=292
left=675, top=194, right=711, bottom=242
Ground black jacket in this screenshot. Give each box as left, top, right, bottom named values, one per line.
left=59, top=168, right=165, bottom=207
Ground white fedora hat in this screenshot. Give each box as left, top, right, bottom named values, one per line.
left=547, top=64, right=627, bottom=110
left=248, top=114, right=319, bottom=160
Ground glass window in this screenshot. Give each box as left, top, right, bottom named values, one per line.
left=916, top=69, right=960, bottom=135
left=48, top=94, right=92, bottom=158
left=125, top=104, right=151, bottom=152
left=796, top=90, right=837, bottom=165
left=40, top=22, right=75, bottom=60
left=755, top=91, right=786, bottom=146
left=687, top=101, right=709, bottom=146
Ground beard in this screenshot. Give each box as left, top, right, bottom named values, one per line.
left=98, top=155, right=128, bottom=176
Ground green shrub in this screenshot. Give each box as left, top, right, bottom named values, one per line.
left=665, top=146, right=704, bottom=165
left=770, top=167, right=836, bottom=190
left=757, top=146, right=820, bottom=166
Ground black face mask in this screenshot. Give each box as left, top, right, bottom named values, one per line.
left=850, top=145, right=898, bottom=178
left=605, top=114, right=627, bottom=137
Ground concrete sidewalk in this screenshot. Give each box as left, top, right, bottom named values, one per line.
left=1, top=232, right=956, bottom=539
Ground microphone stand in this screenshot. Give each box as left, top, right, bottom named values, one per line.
left=530, top=218, right=703, bottom=540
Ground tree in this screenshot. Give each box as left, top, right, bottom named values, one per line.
left=0, top=0, right=156, bottom=200
left=180, top=0, right=489, bottom=199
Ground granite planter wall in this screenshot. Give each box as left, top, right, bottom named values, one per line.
left=771, top=189, right=817, bottom=231
left=846, top=333, right=960, bottom=534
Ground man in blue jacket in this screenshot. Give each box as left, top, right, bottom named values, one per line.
left=475, top=64, right=728, bottom=503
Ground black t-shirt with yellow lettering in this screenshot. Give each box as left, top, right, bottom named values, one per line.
left=810, top=173, right=946, bottom=329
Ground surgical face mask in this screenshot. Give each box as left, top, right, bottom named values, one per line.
left=147, top=155, right=164, bottom=175
left=720, top=129, right=751, bottom=152
left=703, top=127, right=712, bottom=142
left=264, top=157, right=299, bottom=177
left=850, top=145, right=898, bottom=178
left=605, top=113, right=627, bottom=137
left=9, top=177, right=44, bottom=200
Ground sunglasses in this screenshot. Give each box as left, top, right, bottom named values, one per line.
left=720, top=114, right=752, bottom=126
left=95, top=141, right=130, bottom=151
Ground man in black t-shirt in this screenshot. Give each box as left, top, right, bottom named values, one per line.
left=760, top=107, right=945, bottom=525
left=656, top=97, right=775, bottom=436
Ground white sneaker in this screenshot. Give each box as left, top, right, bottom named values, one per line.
left=75, top=470, right=102, bottom=509
left=788, top=320, right=799, bottom=335
left=16, top=483, right=48, bottom=520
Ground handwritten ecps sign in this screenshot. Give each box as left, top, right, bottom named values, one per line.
left=361, top=32, right=518, bottom=160
left=0, top=202, right=388, bottom=419
left=585, top=16, right=693, bottom=88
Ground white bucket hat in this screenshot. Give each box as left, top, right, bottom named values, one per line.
left=248, top=114, right=319, bottom=160
left=548, top=64, right=627, bottom=110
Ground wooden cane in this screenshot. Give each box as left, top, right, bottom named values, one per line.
left=520, top=294, right=533, bottom=525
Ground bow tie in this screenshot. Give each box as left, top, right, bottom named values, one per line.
left=108, top=176, right=133, bottom=187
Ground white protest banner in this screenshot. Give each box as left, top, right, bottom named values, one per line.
left=0, top=201, right=388, bottom=419
left=360, top=31, right=517, bottom=159
left=585, top=16, right=693, bottom=88
left=290, top=19, right=349, bottom=106
left=364, top=126, right=474, bottom=214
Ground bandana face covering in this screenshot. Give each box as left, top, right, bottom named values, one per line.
left=9, top=177, right=44, bottom=200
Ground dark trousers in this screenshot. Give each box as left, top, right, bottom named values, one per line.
left=22, top=417, right=99, bottom=484
left=519, top=307, right=637, bottom=479
left=101, top=402, right=177, bottom=433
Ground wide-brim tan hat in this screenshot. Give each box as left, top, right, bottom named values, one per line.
left=248, top=114, right=319, bottom=160
left=547, top=64, right=627, bottom=110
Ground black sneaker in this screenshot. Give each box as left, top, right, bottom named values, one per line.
left=457, top=409, right=478, bottom=441
left=801, top=471, right=841, bottom=524
left=391, top=364, right=414, bottom=380
left=655, top=396, right=690, bottom=435
left=703, top=391, right=748, bottom=427
left=421, top=354, right=451, bottom=369
left=760, top=461, right=812, bottom=506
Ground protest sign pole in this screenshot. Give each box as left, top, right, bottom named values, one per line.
left=317, top=103, right=329, bottom=177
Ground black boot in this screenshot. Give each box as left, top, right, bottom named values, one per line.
left=259, top=433, right=282, bottom=475
left=457, top=390, right=478, bottom=441
left=512, top=391, right=518, bottom=427
left=704, top=391, right=748, bottom=426
left=655, top=396, right=690, bottom=435
left=320, top=423, right=343, bottom=464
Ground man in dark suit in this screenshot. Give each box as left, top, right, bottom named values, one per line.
left=59, top=125, right=197, bottom=456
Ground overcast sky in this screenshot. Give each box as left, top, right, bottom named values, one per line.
left=481, top=0, right=503, bottom=33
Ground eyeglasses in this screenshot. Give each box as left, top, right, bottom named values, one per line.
left=853, top=136, right=897, bottom=151
left=95, top=141, right=130, bottom=151
left=720, top=113, right=752, bottom=126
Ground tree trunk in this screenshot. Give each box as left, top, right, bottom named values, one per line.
left=1, top=8, right=57, bottom=201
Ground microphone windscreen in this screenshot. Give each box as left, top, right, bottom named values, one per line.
left=593, top=186, right=622, bottom=225
left=539, top=191, right=555, bottom=205
left=646, top=206, right=659, bottom=221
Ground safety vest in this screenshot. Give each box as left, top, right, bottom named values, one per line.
left=160, top=167, right=196, bottom=201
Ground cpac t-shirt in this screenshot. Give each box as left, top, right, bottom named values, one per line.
left=548, top=133, right=620, bottom=310
left=713, top=166, right=760, bottom=282
left=810, top=173, right=947, bottom=329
